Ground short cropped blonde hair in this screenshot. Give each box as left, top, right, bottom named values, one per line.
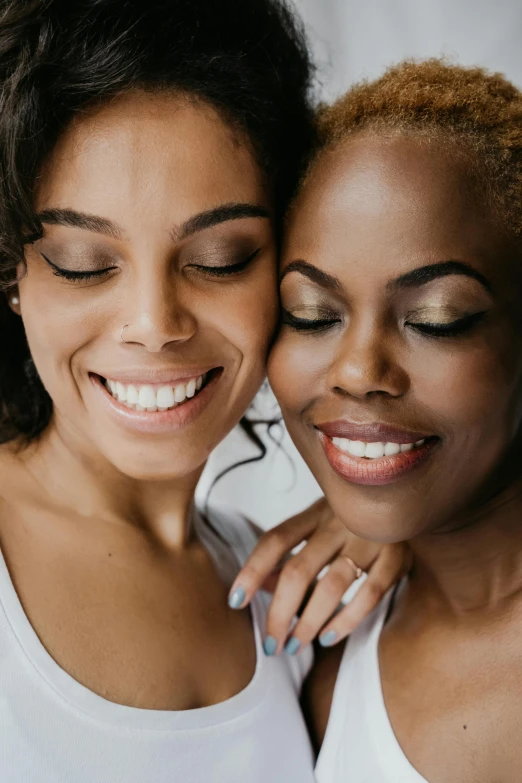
left=307, top=59, right=522, bottom=237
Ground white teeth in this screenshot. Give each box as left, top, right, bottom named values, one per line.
left=138, top=385, right=156, bottom=409
left=156, top=385, right=175, bottom=409
left=127, top=384, right=139, bottom=405
left=174, top=384, right=186, bottom=403
left=365, top=442, right=385, bottom=459
left=104, top=374, right=206, bottom=412
left=347, top=440, right=366, bottom=457
left=332, top=436, right=426, bottom=459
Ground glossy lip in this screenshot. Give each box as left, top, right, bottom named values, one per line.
left=317, top=420, right=431, bottom=444
left=317, top=420, right=440, bottom=487
left=89, top=368, right=223, bottom=435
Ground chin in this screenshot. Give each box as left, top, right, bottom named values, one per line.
left=97, top=443, right=206, bottom=482
left=327, top=493, right=429, bottom=544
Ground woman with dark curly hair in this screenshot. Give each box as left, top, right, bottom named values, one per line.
left=0, top=0, right=330, bottom=779
left=263, top=59, right=522, bottom=781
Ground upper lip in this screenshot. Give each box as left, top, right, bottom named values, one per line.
left=91, top=367, right=220, bottom=385
left=316, top=420, right=434, bottom=444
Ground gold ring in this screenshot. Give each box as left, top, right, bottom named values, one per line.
left=342, top=556, right=364, bottom=580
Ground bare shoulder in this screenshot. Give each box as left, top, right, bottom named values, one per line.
left=301, top=641, right=345, bottom=753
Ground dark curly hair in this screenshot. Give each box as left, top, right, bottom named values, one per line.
left=0, top=0, right=315, bottom=443
left=304, top=58, right=522, bottom=239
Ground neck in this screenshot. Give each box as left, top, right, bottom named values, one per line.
left=409, top=479, right=522, bottom=613
left=19, top=422, right=203, bottom=550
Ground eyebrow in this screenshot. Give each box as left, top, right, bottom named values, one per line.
left=390, top=260, right=493, bottom=294
left=280, top=258, right=493, bottom=295
left=37, top=208, right=124, bottom=240
left=37, top=202, right=270, bottom=243
left=279, top=260, right=342, bottom=291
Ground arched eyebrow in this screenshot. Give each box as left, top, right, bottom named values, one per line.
left=280, top=258, right=493, bottom=295
left=389, top=260, right=493, bottom=294
left=279, top=260, right=342, bottom=290
left=36, top=203, right=270, bottom=242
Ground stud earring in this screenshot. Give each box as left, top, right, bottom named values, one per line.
left=9, top=294, right=20, bottom=307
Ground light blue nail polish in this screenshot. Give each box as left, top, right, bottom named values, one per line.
left=319, top=630, right=337, bottom=648
left=284, top=637, right=301, bottom=656
left=228, top=586, right=246, bottom=609
left=263, top=636, right=277, bottom=656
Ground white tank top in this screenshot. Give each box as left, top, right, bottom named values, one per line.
left=0, top=507, right=315, bottom=782
left=315, top=586, right=427, bottom=783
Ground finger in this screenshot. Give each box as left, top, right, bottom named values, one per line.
left=227, top=509, right=322, bottom=610
left=283, top=556, right=359, bottom=652
left=317, top=545, right=406, bottom=647
left=263, top=530, right=344, bottom=654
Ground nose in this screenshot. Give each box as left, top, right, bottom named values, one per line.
left=327, top=320, right=409, bottom=400
left=118, top=273, right=197, bottom=353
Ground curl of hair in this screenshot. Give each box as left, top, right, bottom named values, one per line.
left=305, top=58, right=522, bottom=239
left=0, top=0, right=315, bottom=443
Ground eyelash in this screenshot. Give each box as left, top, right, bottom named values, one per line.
left=42, top=254, right=115, bottom=282
left=190, top=248, right=261, bottom=276
left=406, top=311, right=487, bottom=337
left=282, top=310, right=487, bottom=337
left=281, top=310, right=341, bottom=332
left=43, top=248, right=261, bottom=282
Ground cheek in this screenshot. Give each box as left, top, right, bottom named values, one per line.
left=18, top=270, right=102, bottom=393
left=268, top=331, right=332, bottom=414
left=221, top=266, right=279, bottom=369
left=411, top=338, right=522, bottom=437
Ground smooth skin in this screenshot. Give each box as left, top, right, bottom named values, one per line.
left=0, top=92, right=402, bottom=713
left=268, top=133, right=522, bottom=779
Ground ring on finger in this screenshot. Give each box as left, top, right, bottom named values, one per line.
left=342, top=555, right=365, bottom=580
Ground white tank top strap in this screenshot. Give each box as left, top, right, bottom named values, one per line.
left=316, top=582, right=427, bottom=783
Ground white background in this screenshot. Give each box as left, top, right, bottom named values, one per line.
left=196, top=0, right=522, bottom=528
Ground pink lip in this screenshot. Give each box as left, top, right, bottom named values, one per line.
left=317, top=420, right=430, bottom=444
left=90, top=370, right=222, bottom=435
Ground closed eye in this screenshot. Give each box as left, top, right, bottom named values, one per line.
left=406, top=311, right=487, bottom=338
left=41, top=253, right=117, bottom=282
left=190, top=248, right=261, bottom=277
left=281, top=309, right=341, bottom=332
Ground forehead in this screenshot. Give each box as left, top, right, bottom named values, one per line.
left=36, top=91, right=267, bottom=225
left=285, top=133, right=500, bottom=271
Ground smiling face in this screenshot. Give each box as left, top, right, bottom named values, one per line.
left=15, top=91, right=278, bottom=480
left=269, top=133, right=522, bottom=542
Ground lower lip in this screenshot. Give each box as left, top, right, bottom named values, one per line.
left=90, top=371, right=222, bottom=435
left=321, top=433, right=438, bottom=486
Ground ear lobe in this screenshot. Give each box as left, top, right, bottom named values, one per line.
left=7, top=289, right=21, bottom=315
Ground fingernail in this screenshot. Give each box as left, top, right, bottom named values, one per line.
left=228, top=586, right=246, bottom=610
left=284, top=637, right=301, bottom=656
left=319, top=630, right=337, bottom=647
left=263, top=636, right=277, bottom=656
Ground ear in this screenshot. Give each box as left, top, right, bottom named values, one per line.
left=7, top=288, right=21, bottom=315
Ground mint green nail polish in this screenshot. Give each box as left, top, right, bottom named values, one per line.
left=319, top=630, right=337, bottom=647
left=263, top=636, right=277, bottom=656
left=228, top=586, right=246, bottom=609
left=284, top=637, right=301, bottom=656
